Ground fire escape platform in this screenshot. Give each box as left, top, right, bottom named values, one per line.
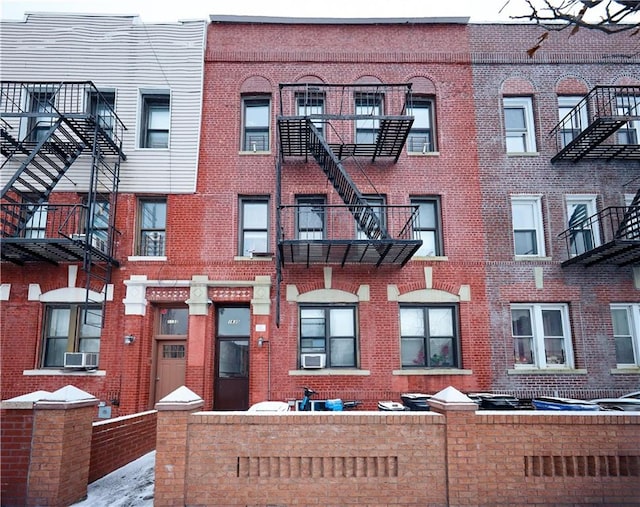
left=279, top=239, right=422, bottom=267
left=550, top=85, right=640, bottom=163
left=1, top=237, right=118, bottom=266
left=559, top=203, right=640, bottom=268
left=278, top=116, right=414, bottom=161
left=560, top=240, right=640, bottom=267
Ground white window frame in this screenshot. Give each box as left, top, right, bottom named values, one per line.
left=616, top=95, right=640, bottom=145
left=503, top=97, right=537, bottom=153
left=557, top=96, right=588, bottom=148
left=565, top=194, right=600, bottom=256
left=137, top=198, right=167, bottom=257
left=610, top=304, right=640, bottom=367
left=511, top=195, right=545, bottom=257
left=511, top=303, right=574, bottom=370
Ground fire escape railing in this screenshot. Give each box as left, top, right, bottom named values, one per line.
left=550, top=85, right=640, bottom=162
left=558, top=205, right=640, bottom=266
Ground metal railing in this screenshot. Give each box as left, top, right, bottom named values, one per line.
left=1, top=202, right=118, bottom=254
left=550, top=85, right=640, bottom=152
left=278, top=204, right=420, bottom=242
left=0, top=81, right=126, bottom=150
left=278, top=83, right=413, bottom=119
left=558, top=205, right=640, bottom=259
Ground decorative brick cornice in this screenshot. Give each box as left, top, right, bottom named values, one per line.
left=206, top=50, right=639, bottom=65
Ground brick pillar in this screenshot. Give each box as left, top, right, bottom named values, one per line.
left=0, top=406, right=34, bottom=506
left=154, top=386, right=204, bottom=507
left=1, top=386, right=98, bottom=507
left=428, top=386, right=479, bottom=506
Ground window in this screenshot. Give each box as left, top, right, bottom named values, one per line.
left=356, top=195, right=385, bottom=240
left=411, top=197, right=442, bottom=256
left=21, top=197, right=47, bottom=239
left=616, top=95, right=640, bottom=145
left=511, top=304, right=573, bottom=369
left=41, top=304, right=102, bottom=367
left=138, top=198, right=167, bottom=256
left=511, top=196, right=545, bottom=257
left=407, top=98, right=435, bottom=152
left=300, top=306, right=357, bottom=367
left=503, top=97, right=536, bottom=153
left=159, top=307, right=189, bottom=335
left=28, top=87, right=55, bottom=143
left=400, top=305, right=459, bottom=368
left=89, top=90, right=116, bottom=135
left=240, top=197, right=269, bottom=256
left=297, top=94, right=325, bottom=138
left=610, top=304, right=640, bottom=367
left=140, top=93, right=170, bottom=148
left=558, top=96, right=587, bottom=148
left=296, top=196, right=325, bottom=239
left=355, top=93, right=383, bottom=144
left=242, top=97, right=270, bottom=152
left=566, top=195, right=599, bottom=256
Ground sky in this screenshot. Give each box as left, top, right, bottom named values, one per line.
left=1, top=0, right=525, bottom=23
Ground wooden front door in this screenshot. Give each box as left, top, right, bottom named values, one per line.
left=154, top=340, right=186, bottom=404
left=214, top=306, right=250, bottom=410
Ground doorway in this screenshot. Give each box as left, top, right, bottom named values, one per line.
left=214, top=306, right=250, bottom=410
left=152, top=307, right=188, bottom=405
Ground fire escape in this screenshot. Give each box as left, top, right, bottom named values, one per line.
left=276, top=83, right=422, bottom=269
left=552, top=86, right=640, bottom=267
left=1, top=81, right=126, bottom=310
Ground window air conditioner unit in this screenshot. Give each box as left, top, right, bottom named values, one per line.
left=301, top=353, right=326, bottom=369
left=63, top=352, right=99, bottom=369
left=91, top=235, right=107, bottom=253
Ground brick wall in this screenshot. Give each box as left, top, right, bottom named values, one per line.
left=0, top=409, right=33, bottom=506
left=155, top=396, right=640, bottom=506
left=88, top=410, right=157, bottom=483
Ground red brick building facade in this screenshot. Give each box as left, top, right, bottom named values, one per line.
left=1, top=15, right=638, bottom=415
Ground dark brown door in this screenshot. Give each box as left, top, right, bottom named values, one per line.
left=154, top=340, right=186, bottom=404
left=214, top=307, right=250, bottom=410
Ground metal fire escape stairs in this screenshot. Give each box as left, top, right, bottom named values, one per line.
left=306, top=121, right=389, bottom=244
left=1, top=82, right=126, bottom=323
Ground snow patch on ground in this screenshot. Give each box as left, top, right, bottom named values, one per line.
left=71, top=451, right=155, bottom=507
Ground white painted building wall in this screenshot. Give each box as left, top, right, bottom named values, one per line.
left=0, top=13, right=207, bottom=194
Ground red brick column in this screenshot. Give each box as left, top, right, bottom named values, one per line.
left=1, top=386, right=98, bottom=507
left=0, top=407, right=34, bottom=506
left=428, top=386, right=480, bottom=506
left=154, top=386, right=204, bottom=507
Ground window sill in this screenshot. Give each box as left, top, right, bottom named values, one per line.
left=513, top=256, right=553, bottom=262
left=507, top=368, right=586, bottom=375
left=239, top=150, right=272, bottom=155
left=392, top=368, right=472, bottom=376
left=412, top=255, right=448, bottom=262
left=23, top=369, right=106, bottom=376
left=407, top=151, right=440, bottom=157
left=127, top=256, right=167, bottom=262
left=135, top=147, right=170, bottom=151
left=289, top=368, right=370, bottom=376
left=234, top=255, right=274, bottom=261
left=611, top=367, right=640, bottom=374
left=506, top=152, right=539, bottom=157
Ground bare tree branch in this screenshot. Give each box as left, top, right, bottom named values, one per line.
left=509, top=0, right=640, bottom=34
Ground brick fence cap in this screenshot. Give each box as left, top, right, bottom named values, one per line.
left=158, top=385, right=203, bottom=404
left=431, top=386, right=474, bottom=404
left=1, top=390, right=52, bottom=409
left=42, top=385, right=97, bottom=403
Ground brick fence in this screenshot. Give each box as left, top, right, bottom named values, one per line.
left=89, top=410, right=157, bottom=483
left=155, top=386, right=640, bottom=507
left=0, top=386, right=156, bottom=507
